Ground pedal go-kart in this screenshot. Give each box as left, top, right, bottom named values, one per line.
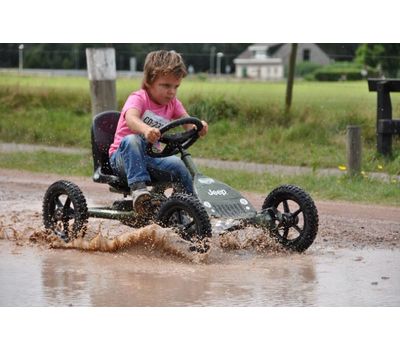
left=42, top=111, right=319, bottom=253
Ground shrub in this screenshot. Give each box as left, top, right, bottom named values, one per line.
left=314, top=69, right=361, bottom=81
left=312, top=62, right=379, bottom=81
left=196, top=73, right=208, bottom=81
left=295, top=62, right=322, bottom=77
left=185, top=94, right=240, bottom=123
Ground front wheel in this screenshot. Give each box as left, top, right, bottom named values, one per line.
left=156, top=193, right=212, bottom=252
left=262, top=185, right=318, bottom=252
left=42, top=180, right=88, bottom=242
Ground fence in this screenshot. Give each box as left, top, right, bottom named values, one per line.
left=368, top=78, right=400, bottom=156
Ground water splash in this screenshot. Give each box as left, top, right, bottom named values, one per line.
left=49, top=224, right=209, bottom=263
left=0, top=220, right=29, bottom=242
left=1, top=213, right=288, bottom=261
left=218, top=228, right=287, bottom=254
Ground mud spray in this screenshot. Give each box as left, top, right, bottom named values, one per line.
left=51, top=224, right=212, bottom=263
left=1, top=212, right=288, bottom=263
left=218, top=228, right=287, bottom=254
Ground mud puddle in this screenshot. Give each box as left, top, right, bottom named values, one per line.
left=1, top=169, right=399, bottom=306
left=1, top=232, right=399, bottom=306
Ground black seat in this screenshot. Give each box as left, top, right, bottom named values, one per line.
left=91, top=110, right=177, bottom=194
left=91, top=111, right=129, bottom=192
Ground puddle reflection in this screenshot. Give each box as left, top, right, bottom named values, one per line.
left=1, top=241, right=399, bottom=306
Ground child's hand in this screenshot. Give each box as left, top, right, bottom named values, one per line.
left=144, top=127, right=161, bottom=144
left=199, top=120, right=208, bottom=137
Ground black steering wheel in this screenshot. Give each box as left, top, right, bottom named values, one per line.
left=146, top=117, right=203, bottom=158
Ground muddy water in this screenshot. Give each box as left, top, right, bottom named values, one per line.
left=1, top=236, right=399, bottom=306
left=1, top=169, right=400, bottom=307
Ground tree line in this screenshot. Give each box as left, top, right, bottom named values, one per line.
left=0, top=43, right=399, bottom=76
left=0, top=43, right=250, bottom=73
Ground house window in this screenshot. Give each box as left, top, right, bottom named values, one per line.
left=254, top=49, right=267, bottom=59
left=303, top=49, right=310, bottom=61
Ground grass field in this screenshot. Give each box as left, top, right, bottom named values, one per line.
left=0, top=150, right=398, bottom=206
left=1, top=73, right=400, bottom=175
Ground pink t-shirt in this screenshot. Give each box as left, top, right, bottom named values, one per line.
left=109, top=89, right=187, bottom=156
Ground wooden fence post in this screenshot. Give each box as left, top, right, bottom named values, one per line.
left=346, top=125, right=362, bottom=176
left=285, top=43, right=298, bottom=113
left=86, top=48, right=117, bottom=117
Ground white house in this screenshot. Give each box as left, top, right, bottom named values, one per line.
left=234, top=43, right=332, bottom=80
left=233, top=44, right=284, bottom=80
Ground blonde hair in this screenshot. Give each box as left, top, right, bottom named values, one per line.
left=142, top=50, right=187, bottom=88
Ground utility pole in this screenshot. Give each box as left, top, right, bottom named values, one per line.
left=210, top=46, right=216, bottom=75
left=285, top=43, right=298, bottom=113
left=74, top=47, right=79, bottom=70
left=18, top=44, right=24, bottom=72
left=216, top=52, right=224, bottom=76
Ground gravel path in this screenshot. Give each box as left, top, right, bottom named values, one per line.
left=1, top=142, right=399, bottom=182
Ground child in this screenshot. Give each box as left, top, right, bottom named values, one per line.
left=109, top=50, right=208, bottom=212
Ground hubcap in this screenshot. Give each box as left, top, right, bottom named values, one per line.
left=282, top=213, right=299, bottom=227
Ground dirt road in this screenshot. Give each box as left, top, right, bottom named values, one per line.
left=1, top=168, right=399, bottom=306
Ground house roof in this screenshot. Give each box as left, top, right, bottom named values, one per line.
left=236, top=43, right=283, bottom=59
left=233, top=58, right=282, bottom=65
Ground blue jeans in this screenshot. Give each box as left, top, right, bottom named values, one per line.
left=109, top=134, right=194, bottom=194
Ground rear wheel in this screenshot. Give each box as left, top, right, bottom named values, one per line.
left=42, top=180, right=88, bottom=242
left=262, top=185, right=318, bottom=252
left=157, top=193, right=212, bottom=252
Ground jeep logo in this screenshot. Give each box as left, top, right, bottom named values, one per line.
left=208, top=189, right=227, bottom=196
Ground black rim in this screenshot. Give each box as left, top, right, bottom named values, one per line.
left=165, top=206, right=198, bottom=241
left=271, top=198, right=305, bottom=244
left=157, top=193, right=212, bottom=253
left=48, top=192, right=77, bottom=240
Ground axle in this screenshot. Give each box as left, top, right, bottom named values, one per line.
left=88, top=207, right=135, bottom=220
left=248, top=208, right=282, bottom=230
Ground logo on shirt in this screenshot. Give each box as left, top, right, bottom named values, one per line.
left=142, top=110, right=168, bottom=129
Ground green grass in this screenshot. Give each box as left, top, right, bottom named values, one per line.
left=0, top=151, right=93, bottom=177
left=1, top=73, right=400, bottom=174
left=203, top=167, right=400, bottom=206
left=0, top=151, right=398, bottom=206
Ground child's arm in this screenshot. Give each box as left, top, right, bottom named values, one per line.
left=125, top=108, right=161, bottom=144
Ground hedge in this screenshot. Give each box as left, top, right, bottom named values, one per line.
left=312, top=63, right=379, bottom=81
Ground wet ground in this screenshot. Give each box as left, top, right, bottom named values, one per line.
left=1, top=240, right=399, bottom=306
left=1, top=169, right=399, bottom=306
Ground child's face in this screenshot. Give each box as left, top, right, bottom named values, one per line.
left=146, top=73, right=182, bottom=105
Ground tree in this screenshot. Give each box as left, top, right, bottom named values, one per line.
left=0, top=43, right=250, bottom=72
left=355, top=43, right=400, bottom=77
left=355, top=44, right=385, bottom=69
left=381, top=44, right=400, bottom=77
